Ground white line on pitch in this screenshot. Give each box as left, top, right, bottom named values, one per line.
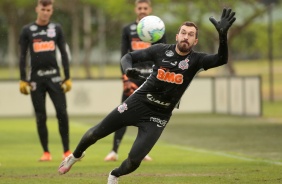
left=170, top=145, right=282, bottom=166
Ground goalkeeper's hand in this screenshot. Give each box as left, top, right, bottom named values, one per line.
left=19, top=80, right=30, bottom=95
left=125, top=68, right=146, bottom=80
left=122, top=74, right=137, bottom=96
left=209, top=8, right=236, bottom=36
left=61, top=79, right=72, bottom=93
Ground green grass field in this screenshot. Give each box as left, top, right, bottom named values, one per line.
left=1, top=112, right=282, bottom=184
left=1, top=59, right=282, bottom=183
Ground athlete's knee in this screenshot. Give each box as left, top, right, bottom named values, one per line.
left=82, top=126, right=104, bottom=143
left=35, top=112, right=47, bottom=123
left=127, top=156, right=142, bottom=170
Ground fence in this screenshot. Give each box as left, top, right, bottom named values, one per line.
left=0, top=76, right=261, bottom=117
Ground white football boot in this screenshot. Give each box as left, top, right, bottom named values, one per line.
left=107, top=172, right=119, bottom=184
left=104, top=151, right=118, bottom=161
left=58, top=152, right=85, bottom=175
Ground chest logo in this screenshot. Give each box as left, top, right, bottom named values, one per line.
left=131, top=40, right=151, bottom=50
left=33, top=40, right=55, bottom=52
left=157, top=69, right=183, bottom=84
left=178, top=58, right=189, bottom=70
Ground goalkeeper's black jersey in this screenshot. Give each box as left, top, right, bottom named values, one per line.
left=121, top=21, right=166, bottom=85
left=19, top=22, right=69, bottom=81
left=126, top=43, right=227, bottom=112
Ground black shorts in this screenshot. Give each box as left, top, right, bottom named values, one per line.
left=92, top=94, right=172, bottom=160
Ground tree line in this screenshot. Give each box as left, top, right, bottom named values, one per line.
left=0, top=0, right=281, bottom=78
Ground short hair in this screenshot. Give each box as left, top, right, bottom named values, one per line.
left=38, top=0, right=54, bottom=6
left=135, top=0, right=151, bottom=6
left=178, top=21, right=199, bottom=38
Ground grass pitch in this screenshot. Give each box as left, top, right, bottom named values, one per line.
left=0, top=113, right=281, bottom=184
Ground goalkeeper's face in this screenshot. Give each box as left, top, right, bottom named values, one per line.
left=135, top=2, right=152, bottom=21
left=176, top=26, right=198, bottom=54
left=36, top=4, right=53, bottom=24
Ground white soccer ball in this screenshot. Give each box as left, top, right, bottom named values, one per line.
left=137, top=15, right=165, bottom=43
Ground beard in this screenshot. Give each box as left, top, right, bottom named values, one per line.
left=176, top=41, right=192, bottom=53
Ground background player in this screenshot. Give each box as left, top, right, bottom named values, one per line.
left=104, top=0, right=167, bottom=162
left=19, top=0, right=72, bottom=161
left=58, top=8, right=236, bottom=184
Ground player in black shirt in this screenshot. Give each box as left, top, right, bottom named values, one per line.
left=104, top=0, right=166, bottom=162
left=19, top=0, right=72, bottom=161
left=58, top=8, right=236, bottom=184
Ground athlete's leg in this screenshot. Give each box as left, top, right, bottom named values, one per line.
left=30, top=81, right=49, bottom=152
left=110, top=93, right=129, bottom=153
left=111, top=121, right=165, bottom=177
left=48, top=80, right=69, bottom=152
left=72, top=107, right=129, bottom=158
left=112, top=127, right=127, bottom=153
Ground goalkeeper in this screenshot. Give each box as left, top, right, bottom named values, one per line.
left=104, top=0, right=166, bottom=162
left=58, top=8, right=236, bottom=184
left=19, top=0, right=72, bottom=161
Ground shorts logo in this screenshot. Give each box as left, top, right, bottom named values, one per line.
left=117, top=103, right=128, bottom=113
left=178, top=58, right=189, bottom=70
left=157, top=69, right=183, bottom=84
left=150, top=117, right=167, bottom=128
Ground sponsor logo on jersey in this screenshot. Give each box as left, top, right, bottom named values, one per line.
left=33, top=40, right=55, bottom=52
left=32, top=30, right=47, bottom=37
left=165, top=50, right=174, bottom=57
left=51, top=76, right=61, bottom=83
left=48, top=23, right=56, bottom=29
left=130, top=24, right=137, bottom=30
left=47, top=28, right=56, bottom=38
left=147, top=94, right=171, bottom=107
left=178, top=58, right=189, bottom=70
left=140, top=68, right=152, bottom=74
left=117, top=103, right=128, bottom=113
left=157, top=69, right=183, bottom=84
left=162, top=59, right=177, bottom=66
left=150, top=117, right=168, bottom=127
left=37, top=69, right=57, bottom=76
left=131, top=39, right=151, bottom=50
left=30, top=25, right=38, bottom=31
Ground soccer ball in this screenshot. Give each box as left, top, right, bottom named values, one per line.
left=137, top=15, right=165, bottom=43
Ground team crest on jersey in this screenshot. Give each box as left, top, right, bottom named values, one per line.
left=117, top=103, right=128, bottom=113
left=47, top=28, right=56, bottom=38
left=165, top=50, right=174, bottom=57
left=178, top=58, right=189, bottom=70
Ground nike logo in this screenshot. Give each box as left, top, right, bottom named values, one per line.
left=162, top=59, right=177, bottom=66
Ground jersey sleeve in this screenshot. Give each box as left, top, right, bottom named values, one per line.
left=121, top=26, right=130, bottom=58
left=197, top=34, right=229, bottom=71
left=121, top=44, right=159, bottom=73
left=56, top=24, right=70, bottom=79
left=18, top=26, right=29, bottom=81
